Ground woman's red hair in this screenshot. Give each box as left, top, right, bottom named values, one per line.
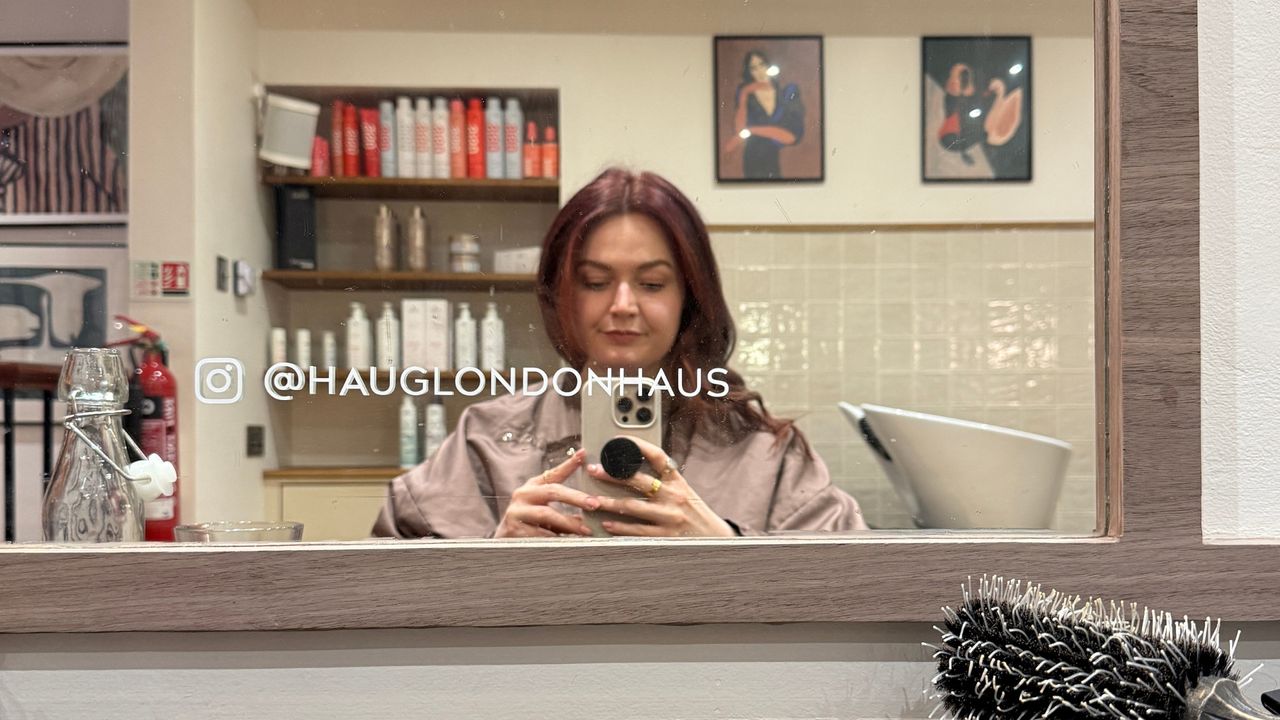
left=537, top=167, right=806, bottom=453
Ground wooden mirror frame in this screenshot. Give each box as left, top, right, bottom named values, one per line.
left=1, top=0, right=1242, bottom=633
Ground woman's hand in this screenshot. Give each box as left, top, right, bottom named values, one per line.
left=585, top=437, right=735, bottom=538
left=494, top=449, right=601, bottom=538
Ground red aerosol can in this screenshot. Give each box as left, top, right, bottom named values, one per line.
left=114, top=316, right=180, bottom=541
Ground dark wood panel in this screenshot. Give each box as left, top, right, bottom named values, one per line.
left=262, top=175, right=559, bottom=202
left=262, top=270, right=535, bottom=291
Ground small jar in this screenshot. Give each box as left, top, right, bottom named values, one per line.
left=449, top=233, right=482, bottom=273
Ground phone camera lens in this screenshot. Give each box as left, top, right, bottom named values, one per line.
left=636, top=407, right=653, bottom=424
left=616, top=397, right=634, bottom=414
left=637, top=386, right=653, bottom=402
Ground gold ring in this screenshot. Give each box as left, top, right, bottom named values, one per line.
left=541, top=470, right=550, bottom=482
left=646, top=478, right=663, bottom=496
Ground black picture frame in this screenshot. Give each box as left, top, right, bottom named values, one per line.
left=921, top=36, right=1032, bottom=183
left=714, top=35, right=824, bottom=183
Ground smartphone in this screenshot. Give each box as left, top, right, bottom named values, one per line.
left=577, top=375, right=663, bottom=536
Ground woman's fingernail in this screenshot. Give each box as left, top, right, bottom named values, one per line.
left=585, top=498, right=601, bottom=510
left=579, top=526, right=593, bottom=536
left=587, top=463, right=599, bottom=474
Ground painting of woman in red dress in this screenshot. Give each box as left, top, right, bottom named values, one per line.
left=715, top=36, right=823, bottom=183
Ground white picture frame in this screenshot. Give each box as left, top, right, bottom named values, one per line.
left=0, top=44, right=129, bottom=225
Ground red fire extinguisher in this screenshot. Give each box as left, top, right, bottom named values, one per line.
left=113, top=316, right=180, bottom=541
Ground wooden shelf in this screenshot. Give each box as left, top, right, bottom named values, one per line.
left=262, top=270, right=536, bottom=292
left=263, top=466, right=402, bottom=482
left=262, top=174, right=559, bottom=202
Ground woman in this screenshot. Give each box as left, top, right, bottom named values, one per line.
left=724, top=50, right=805, bottom=180
left=372, top=168, right=865, bottom=538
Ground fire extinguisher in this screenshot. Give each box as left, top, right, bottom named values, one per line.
left=113, top=316, right=180, bottom=541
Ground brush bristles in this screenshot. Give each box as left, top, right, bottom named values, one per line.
left=929, top=576, right=1237, bottom=720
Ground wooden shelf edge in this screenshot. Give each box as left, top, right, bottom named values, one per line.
left=262, top=269, right=537, bottom=291
left=262, top=174, right=559, bottom=202
left=263, top=175, right=558, bottom=189
left=263, top=466, right=404, bottom=481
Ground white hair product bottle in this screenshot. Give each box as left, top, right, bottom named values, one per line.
left=399, top=396, right=419, bottom=468
left=480, top=301, right=505, bottom=371
left=424, top=399, right=447, bottom=459
left=454, top=302, right=477, bottom=370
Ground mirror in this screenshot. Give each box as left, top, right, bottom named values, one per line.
left=0, top=0, right=1098, bottom=543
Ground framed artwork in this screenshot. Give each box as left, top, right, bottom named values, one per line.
left=0, top=243, right=129, bottom=367
left=922, top=36, right=1032, bottom=182
left=714, top=35, right=824, bottom=183
left=0, top=44, right=129, bottom=224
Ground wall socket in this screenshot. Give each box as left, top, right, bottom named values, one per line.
left=246, top=424, right=265, bottom=457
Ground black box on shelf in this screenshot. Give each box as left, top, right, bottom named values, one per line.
left=274, top=185, right=317, bottom=270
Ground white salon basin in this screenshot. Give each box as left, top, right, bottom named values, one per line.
left=837, top=402, right=1072, bottom=529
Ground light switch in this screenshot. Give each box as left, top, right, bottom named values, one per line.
left=233, top=260, right=256, bottom=297
left=246, top=425, right=265, bottom=457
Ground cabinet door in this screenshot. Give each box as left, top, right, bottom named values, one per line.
left=280, top=483, right=387, bottom=541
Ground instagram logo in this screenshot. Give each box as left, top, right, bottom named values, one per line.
left=195, top=358, right=244, bottom=404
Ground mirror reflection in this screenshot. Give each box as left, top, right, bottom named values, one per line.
left=0, top=0, right=1096, bottom=543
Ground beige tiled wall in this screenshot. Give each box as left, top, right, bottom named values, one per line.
left=712, top=227, right=1097, bottom=532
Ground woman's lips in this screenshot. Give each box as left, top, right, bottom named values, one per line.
left=603, top=331, right=642, bottom=345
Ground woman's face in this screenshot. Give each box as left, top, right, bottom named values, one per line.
left=748, top=54, right=771, bottom=83
left=572, top=213, right=685, bottom=375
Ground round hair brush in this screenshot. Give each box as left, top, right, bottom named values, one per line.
left=929, top=576, right=1271, bottom=720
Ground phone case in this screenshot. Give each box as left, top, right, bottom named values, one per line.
left=577, top=376, right=663, bottom=536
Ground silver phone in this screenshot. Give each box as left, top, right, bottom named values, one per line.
left=577, top=376, right=663, bottom=536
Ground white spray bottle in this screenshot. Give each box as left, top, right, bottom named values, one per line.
left=503, top=98, right=523, bottom=179
left=399, top=396, right=419, bottom=468
left=345, top=301, right=372, bottom=369
left=375, top=301, right=400, bottom=369
left=484, top=96, right=504, bottom=179
left=424, top=399, right=446, bottom=460
left=454, top=302, right=477, bottom=370
left=480, top=301, right=505, bottom=370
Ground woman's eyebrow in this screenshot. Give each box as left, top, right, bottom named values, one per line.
left=576, top=259, right=675, bottom=272
left=637, top=260, right=675, bottom=272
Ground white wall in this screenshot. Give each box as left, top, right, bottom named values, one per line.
left=128, top=0, right=202, bottom=523
left=1199, top=0, right=1280, bottom=539
left=258, top=31, right=1093, bottom=224
left=127, top=0, right=277, bottom=526
left=4, top=622, right=1280, bottom=718
left=191, top=0, right=276, bottom=523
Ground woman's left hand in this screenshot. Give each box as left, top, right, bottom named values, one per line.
left=585, top=436, right=736, bottom=538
